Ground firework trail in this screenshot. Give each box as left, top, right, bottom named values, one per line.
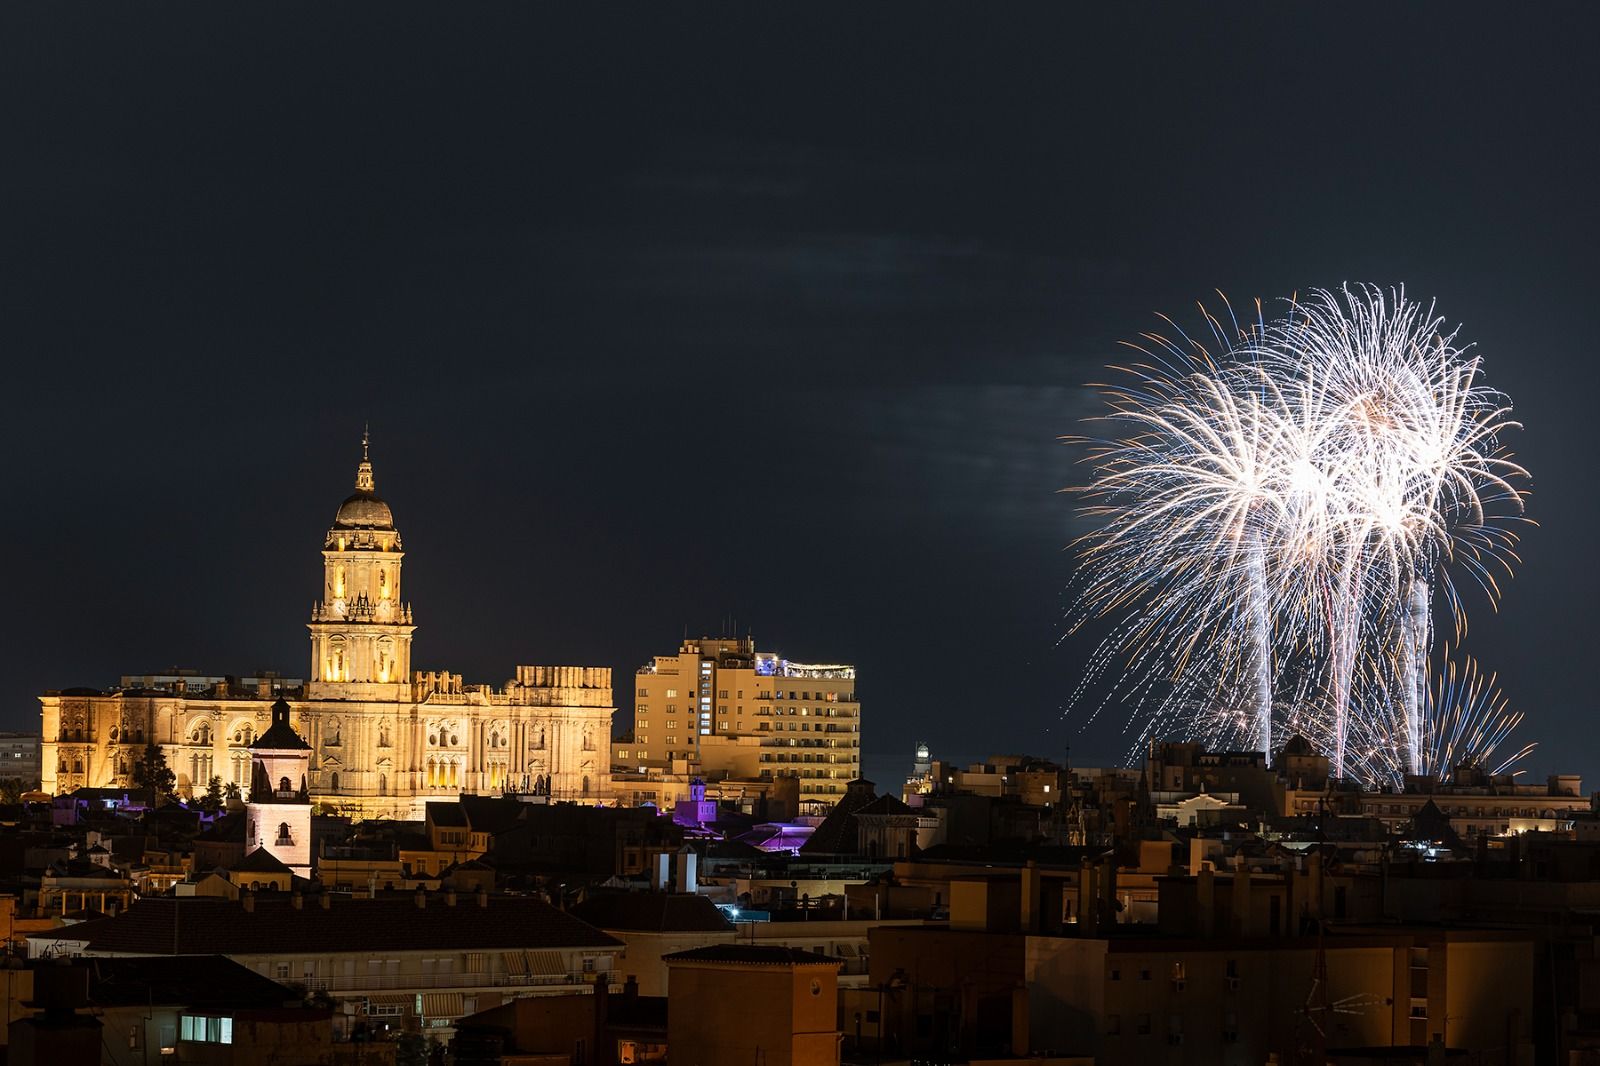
left=1066, top=286, right=1531, bottom=787
left=1260, top=286, right=1529, bottom=777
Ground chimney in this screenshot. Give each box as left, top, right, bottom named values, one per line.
left=414, top=888, right=427, bottom=910
left=676, top=848, right=698, bottom=895
left=1077, top=858, right=1098, bottom=937
left=623, top=975, right=639, bottom=1005
left=1196, top=865, right=1215, bottom=938
left=652, top=852, right=671, bottom=892
left=1308, top=850, right=1324, bottom=921
left=320, top=893, right=331, bottom=911
left=291, top=891, right=303, bottom=911
left=445, top=888, right=457, bottom=907
left=593, top=967, right=610, bottom=1060
left=241, top=892, right=254, bottom=914
left=1020, top=860, right=1041, bottom=933
left=1232, top=862, right=1254, bottom=937
left=476, top=887, right=489, bottom=908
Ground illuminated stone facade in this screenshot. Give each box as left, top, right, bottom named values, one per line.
left=245, top=698, right=314, bottom=874
left=39, top=439, right=616, bottom=820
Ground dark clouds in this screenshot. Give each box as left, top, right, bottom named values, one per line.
left=1, top=4, right=1597, bottom=788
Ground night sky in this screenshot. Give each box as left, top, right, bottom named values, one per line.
left=4, top=6, right=1597, bottom=792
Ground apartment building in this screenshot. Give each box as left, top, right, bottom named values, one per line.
left=633, top=638, right=860, bottom=815
left=26, top=892, right=623, bottom=1038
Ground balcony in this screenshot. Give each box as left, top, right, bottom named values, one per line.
left=301, top=970, right=616, bottom=994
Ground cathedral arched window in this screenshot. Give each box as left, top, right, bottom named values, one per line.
left=109, top=727, right=118, bottom=742
left=276, top=822, right=293, bottom=846
left=72, top=760, right=83, bottom=773
left=330, top=772, right=340, bottom=792
left=327, top=637, right=348, bottom=683
left=582, top=726, right=595, bottom=752
left=57, top=759, right=67, bottom=773
left=581, top=776, right=590, bottom=796
left=278, top=776, right=291, bottom=794
left=533, top=725, right=546, bottom=750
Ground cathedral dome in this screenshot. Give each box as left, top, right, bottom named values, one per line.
left=332, top=430, right=395, bottom=529
left=334, top=490, right=394, bottom=530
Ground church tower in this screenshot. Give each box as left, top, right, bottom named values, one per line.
left=245, top=697, right=313, bottom=875
left=307, top=431, right=415, bottom=700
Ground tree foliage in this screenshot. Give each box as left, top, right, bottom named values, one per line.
left=130, top=742, right=177, bottom=803
left=197, top=775, right=225, bottom=813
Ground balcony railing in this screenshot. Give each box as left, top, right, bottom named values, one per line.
left=301, top=970, right=615, bottom=994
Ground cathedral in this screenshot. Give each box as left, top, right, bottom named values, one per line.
left=39, top=437, right=616, bottom=820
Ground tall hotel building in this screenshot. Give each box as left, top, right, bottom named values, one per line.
left=633, top=637, right=861, bottom=815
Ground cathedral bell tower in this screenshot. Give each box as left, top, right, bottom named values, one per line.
left=307, top=431, right=415, bottom=700
left=245, top=697, right=313, bottom=875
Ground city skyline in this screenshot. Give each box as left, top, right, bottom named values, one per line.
left=5, top=7, right=1598, bottom=792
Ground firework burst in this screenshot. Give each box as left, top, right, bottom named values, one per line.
left=1066, top=286, right=1532, bottom=787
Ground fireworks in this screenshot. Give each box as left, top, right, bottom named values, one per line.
left=1066, top=286, right=1531, bottom=787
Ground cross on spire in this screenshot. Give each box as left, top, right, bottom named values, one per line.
left=355, top=426, right=376, bottom=492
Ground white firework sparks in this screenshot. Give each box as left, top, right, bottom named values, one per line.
left=1066, top=286, right=1532, bottom=787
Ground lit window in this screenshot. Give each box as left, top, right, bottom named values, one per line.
left=180, top=1015, right=233, bottom=1045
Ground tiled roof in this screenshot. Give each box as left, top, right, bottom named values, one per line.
left=912, top=843, right=1109, bottom=866
left=854, top=794, right=914, bottom=818
left=30, top=896, right=622, bottom=956
left=195, top=814, right=247, bottom=843
left=249, top=699, right=311, bottom=752
left=87, top=954, right=297, bottom=1009
left=799, top=779, right=880, bottom=856
left=572, top=892, right=733, bottom=933
left=426, top=802, right=469, bottom=828
left=663, top=945, right=840, bottom=966
left=232, top=847, right=293, bottom=874
left=459, top=795, right=528, bottom=835
left=251, top=720, right=311, bottom=750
